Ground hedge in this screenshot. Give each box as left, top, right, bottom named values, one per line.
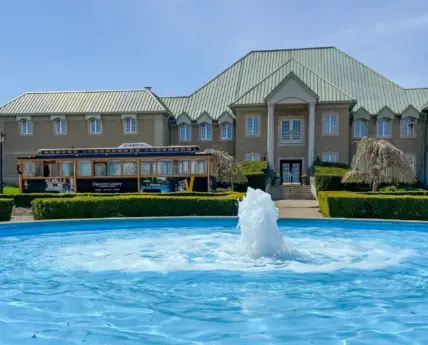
left=318, top=191, right=428, bottom=220
left=0, top=199, right=14, bottom=222
left=314, top=166, right=348, bottom=192
left=237, top=161, right=268, bottom=191
left=31, top=193, right=245, bottom=220
left=10, top=191, right=230, bottom=208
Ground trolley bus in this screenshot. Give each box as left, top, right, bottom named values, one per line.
left=17, top=144, right=215, bottom=194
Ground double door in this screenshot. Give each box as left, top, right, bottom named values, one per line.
left=280, top=160, right=302, bottom=183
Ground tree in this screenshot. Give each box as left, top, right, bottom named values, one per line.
left=342, top=137, right=416, bottom=192
left=203, top=148, right=247, bottom=188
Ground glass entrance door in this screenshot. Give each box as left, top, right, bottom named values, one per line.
left=280, top=160, right=302, bottom=183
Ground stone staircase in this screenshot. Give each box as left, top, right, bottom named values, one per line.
left=268, top=183, right=315, bottom=200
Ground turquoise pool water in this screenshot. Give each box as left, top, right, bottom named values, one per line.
left=0, top=218, right=427, bottom=344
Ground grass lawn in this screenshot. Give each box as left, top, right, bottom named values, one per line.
left=3, top=186, right=19, bottom=195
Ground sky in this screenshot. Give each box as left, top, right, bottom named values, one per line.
left=0, top=0, right=427, bottom=105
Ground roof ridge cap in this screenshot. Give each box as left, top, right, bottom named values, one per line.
left=248, top=46, right=336, bottom=54
left=23, top=89, right=151, bottom=94
left=144, top=89, right=170, bottom=113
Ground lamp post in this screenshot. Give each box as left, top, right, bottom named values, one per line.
left=0, top=131, right=4, bottom=194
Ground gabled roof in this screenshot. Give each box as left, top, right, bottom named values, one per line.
left=232, top=59, right=356, bottom=106
left=0, top=89, right=168, bottom=115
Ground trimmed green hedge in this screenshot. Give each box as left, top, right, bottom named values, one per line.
left=10, top=192, right=230, bottom=208
left=314, top=166, right=348, bottom=192
left=31, top=193, right=245, bottom=220
left=0, top=199, right=14, bottom=221
left=319, top=191, right=428, bottom=220
left=237, top=161, right=268, bottom=191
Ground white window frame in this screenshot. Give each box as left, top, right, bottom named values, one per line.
left=322, top=152, right=339, bottom=163
left=377, top=119, right=391, bottom=138
left=89, top=118, right=102, bottom=135
left=322, top=114, right=339, bottom=136
left=280, top=118, right=303, bottom=143
left=200, top=123, right=212, bottom=141
left=179, top=123, right=191, bottom=141
left=246, top=116, right=260, bottom=137
left=353, top=120, right=367, bottom=138
left=20, top=119, right=33, bottom=135
left=405, top=154, right=416, bottom=172
left=400, top=118, right=416, bottom=138
left=245, top=153, right=261, bottom=161
left=124, top=117, right=137, bottom=134
left=54, top=118, right=67, bottom=135
left=220, top=122, right=233, bottom=140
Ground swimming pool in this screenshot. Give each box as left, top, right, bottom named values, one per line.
left=1, top=218, right=427, bottom=344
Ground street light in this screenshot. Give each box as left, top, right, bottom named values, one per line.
left=0, top=131, right=4, bottom=194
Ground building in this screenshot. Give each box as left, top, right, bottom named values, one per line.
left=1, top=46, right=428, bottom=186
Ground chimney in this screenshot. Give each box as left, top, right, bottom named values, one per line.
left=144, top=86, right=152, bottom=91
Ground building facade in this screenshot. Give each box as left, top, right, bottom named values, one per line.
left=1, top=47, right=428, bottom=185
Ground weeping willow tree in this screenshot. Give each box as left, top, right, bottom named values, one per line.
left=342, top=137, right=416, bottom=192
left=204, top=148, right=247, bottom=188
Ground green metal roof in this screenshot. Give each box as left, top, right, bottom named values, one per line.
left=0, top=89, right=168, bottom=115
left=233, top=59, right=356, bottom=105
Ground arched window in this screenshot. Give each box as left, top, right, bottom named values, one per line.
left=179, top=123, right=191, bottom=141
left=54, top=119, right=67, bottom=135
left=89, top=118, right=102, bottom=134
left=401, top=118, right=415, bottom=137
left=200, top=123, right=212, bottom=140
left=353, top=120, right=367, bottom=138
left=124, top=117, right=137, bottom=134
left=377, top=119, right=391, bottom=137
left=220, top=122, right=233, bottom=140
left=20, top=119, right=33, bottom=135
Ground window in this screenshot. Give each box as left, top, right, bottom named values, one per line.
left=322, top=152, right=338, bottom=163
left=401, top=119, right=415, bottom=137
left=20, top=119, right=33, bottom=135
left=78, top=161, right=91, bottom=176
left=244, top=153, right=261, bottom=161
left=247, top=116, right=260, bottom=136
left=61, top=161, right=74, bottom=176
left=280, top=119, right=302, bottom=143
left=123, top=161, right=137, bottom=175
left=140, top=161, right=155, bottom=176
left=177, top=160, right=189, bottom=174
left=158, top=161, right=173, bottom=175
left=179, top=124, right=191, bottom=141
left=191, top=160, right=206, bottom=174
left=107, top=161, right=121, bottom=176
left=89, top=118, right=102, bottom=135
left=55, top=119, right=67, bottom=135
left=220, top=122, right=233, bottom=140
left=406, top=154, right=416, bottom=171
left=200, top=123, right=212, bottom=140
left=94, top=162, right=107, bottom=176
left=377, top=119, right=391, bottom=137
left=124, top=117, right=137, bottom=134
left=23, top=162, right=42, bottom=177
left=322, top=114, right=338, bottom=135
left=353, top=120, right=367, bottom=137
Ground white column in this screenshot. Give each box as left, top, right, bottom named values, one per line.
left=267, top=104, right=275, bottom=168
left=307, top=102, right=316, bottom=169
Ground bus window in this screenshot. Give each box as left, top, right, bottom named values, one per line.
left=94, top=162, right=107, bottom=176
left=158, top=161, right=173, bottom=175
left=43, top=161, right=59, bottom=177
left=191, top=160, right=206, bottom=174
left=107, top=161, right=121, bottom=176
left=61, top=161, right=75, bottom=177
left=140, top=161, right=155, bottom=176
left=177, top=160, right=189, bottom=174
left=23, top=162, right=42, bottom=177
left=123, top=161, right=137, bottom=176
left=78, top=161, right=92, bottom=176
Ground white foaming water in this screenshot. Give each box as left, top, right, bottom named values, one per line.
left=46, top=188, right=413, bottom=273
left=237, top=187, right=297, bottom=259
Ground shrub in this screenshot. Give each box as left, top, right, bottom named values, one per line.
left=32, top=193, right=245, bottom=220
left=314, top=166, right=348, bottom=192
left=318, top=191, right=428, bottom=220
left=0, top=199, right=14, bottom=221
left=237, top=161, right=268, bottom=191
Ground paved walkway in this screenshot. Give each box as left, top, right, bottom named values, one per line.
left=275, top=200, right=322, bottom=218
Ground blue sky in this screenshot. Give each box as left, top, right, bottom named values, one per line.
left=0, top=0, right=427, bottom=105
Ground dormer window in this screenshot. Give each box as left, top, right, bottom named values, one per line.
left=401, top=118, right=415, bottom=137
left=200, top=123, right=212, bottom=140
left=353, top=120, right=367, bottom=138
left=179, top=123, right=191, bottom=141
left=377, top=119, right=391, bottom=137
left=220, top=122, right=233, bottom=140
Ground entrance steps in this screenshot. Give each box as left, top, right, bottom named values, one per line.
left=268, top=184, right=315, bottom=200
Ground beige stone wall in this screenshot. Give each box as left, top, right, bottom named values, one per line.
left=314, top=104, right=350, bottom=165
left=235, top=108, right=267, bottom=162
left=1, top=113, right=167, bottom=185
left=350, top=116, right=425, bottom=181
